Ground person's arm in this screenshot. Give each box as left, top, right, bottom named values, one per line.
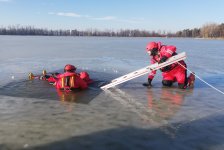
left=148, top=58, right=157, bottom=80
left=143, top=58, right=156, bottom=87
left=159, top=45, right=176, bottom=63
left=158, top=46, right=177, bottom=71
left=46, top=73, right=60, bottom=84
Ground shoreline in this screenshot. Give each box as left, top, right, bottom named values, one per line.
left=0, top=34, right=223, bottom=40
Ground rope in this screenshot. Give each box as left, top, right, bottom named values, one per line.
left=177, top=62, right=224, bottom=95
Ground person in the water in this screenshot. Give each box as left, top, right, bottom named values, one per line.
left=41, top=64, right=92, bottom=91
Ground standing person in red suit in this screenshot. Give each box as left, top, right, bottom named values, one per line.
left=143, top=42, right=195, bottom=89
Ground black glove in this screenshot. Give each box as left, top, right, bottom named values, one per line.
left=159, top=56, right=168, bottom=64
left=39, top=75, right=46, bottom=80
left=45, top=75, right=51, bottom=79
left=143, top=78, right=152, bottom=87
left=52, top=72, right=59, bottom=78
left=40, top=75, right=50, bottom=80
left=160, top=65, right=171, bottom=72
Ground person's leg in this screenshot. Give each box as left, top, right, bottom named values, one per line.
left=162, top=72, right=175, bottom=87
left=176, top=67, right=195, bottom=89
left=162, top=80, right=173, bottom=87
left=175, top=66, right=188, bottom=89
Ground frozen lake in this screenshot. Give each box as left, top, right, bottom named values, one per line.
left=0, top=35, right=224, bottom=150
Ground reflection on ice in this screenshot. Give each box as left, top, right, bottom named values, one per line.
left=106, top=87, right=192, bottom=126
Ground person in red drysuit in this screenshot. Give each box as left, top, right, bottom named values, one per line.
left=143, top=42, right=195, bottom=89
left=41, top=64, right=91, bottom=91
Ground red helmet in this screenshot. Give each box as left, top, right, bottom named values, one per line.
left=64, top=64, right=76, bottom=72
left=80, top=72, right=92, bottom=84
left=79, top=72, right=89, bottom=80
left=146, top=42, right=158, bottom=51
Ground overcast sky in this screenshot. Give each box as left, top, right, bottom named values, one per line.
left=1, top=0, right=224, bottom=32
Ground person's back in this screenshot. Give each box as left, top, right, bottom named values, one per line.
left=55, top=72, right=88, bottom=90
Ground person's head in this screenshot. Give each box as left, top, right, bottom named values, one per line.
left=80, top=71, right=92, bottom=84
left=64, top=64, right=76, bottom=72
left=80, top=72, right=89, bottom=79
left=146, top=42, right=159, bottom=56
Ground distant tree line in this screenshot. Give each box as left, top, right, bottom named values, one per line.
left=0, top=25, right=167, bottom=37
left=0, top=23, right=224, bottom=38
left=176, top=23, right=224, bottom=38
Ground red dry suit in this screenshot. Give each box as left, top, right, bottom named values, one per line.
left=55, top=72, right=88, bottom=90
left=148, top=43, right=187, bottom=84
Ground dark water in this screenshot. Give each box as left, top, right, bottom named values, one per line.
left=0, top=70, right=108, bottom=104
left=0, top=36, right=224, bottom=150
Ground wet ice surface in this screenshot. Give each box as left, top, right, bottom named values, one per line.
left=0, top=36, right=224, bottom=150
left=1, top=86, right=224, bottom=150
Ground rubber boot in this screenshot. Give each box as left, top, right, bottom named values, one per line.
left=28, top=73, right=34, bottom=80
left=42, top=70, right=47, bottom=75
left=187, top=72, right=195, bottom=87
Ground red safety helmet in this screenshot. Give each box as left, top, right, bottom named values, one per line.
left=80, top=72, right=93, bottom=84
left=80, top=72, right=89, bottom=79
left=146, top=42, right=158, bottom=51
left=64, top=64, right=76, bottom=72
